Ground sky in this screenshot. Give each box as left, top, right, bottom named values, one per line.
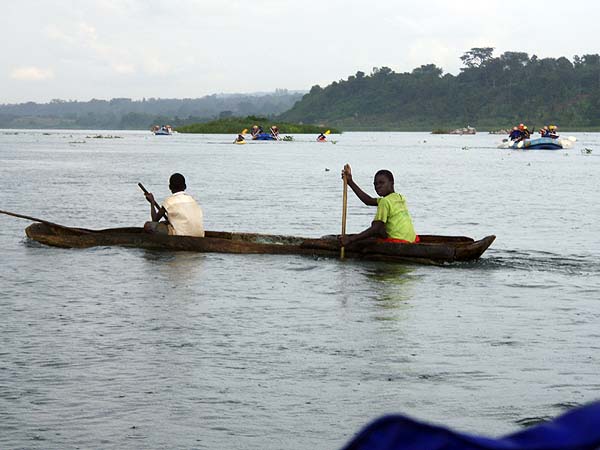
left=1, top=0, right=598, bottom=104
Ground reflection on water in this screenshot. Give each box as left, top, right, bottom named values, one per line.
left=142, top=250, right=206, bottom=281
left=365, top=263, right=416, bottom=318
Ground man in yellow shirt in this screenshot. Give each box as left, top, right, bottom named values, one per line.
left=340, top=164, right=417, bottom=246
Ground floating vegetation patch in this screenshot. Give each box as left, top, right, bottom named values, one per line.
left=86, top=135, right=123, bottom=139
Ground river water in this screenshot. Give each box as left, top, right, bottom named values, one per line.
left=1, top=130, right=599, bottom=449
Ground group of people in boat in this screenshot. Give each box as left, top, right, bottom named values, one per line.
left=251, top=124, right=280, bottom=140
left=143, top=166, right=419, bottom=247
left=234, top=125, right=280, bottom=143
left=508, top=123, right=559, bottom=142
left=233, top=126, right=331, bottom=143
left=151, top=125, right=173, bottom=135
left=539, top=125, right=559, bottom=138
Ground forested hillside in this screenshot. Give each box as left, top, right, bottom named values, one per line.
left=279, top=48, right=600, bottom=130
left=0, top=90, right=303, bottom=130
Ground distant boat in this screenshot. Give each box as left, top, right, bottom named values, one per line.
left=498, top=136, right=576, bottom=150
left=252, top=133, right=276, bottom=141
left=151, top=125, right=173, bottom=135
left=510, top=137, right=562, bottom=150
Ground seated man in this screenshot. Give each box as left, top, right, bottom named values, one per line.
left=340, top=164, right=418, bottom=247
left=143, top=173, right=205, bottom=237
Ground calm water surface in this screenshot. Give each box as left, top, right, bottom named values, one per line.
left=1, top=130, right=599, bottom=449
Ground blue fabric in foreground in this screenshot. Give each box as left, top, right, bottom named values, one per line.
left=341, top=402, right=600, bottom=450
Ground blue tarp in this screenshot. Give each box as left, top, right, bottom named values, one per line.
left=341, top=402, right=600, bottom=450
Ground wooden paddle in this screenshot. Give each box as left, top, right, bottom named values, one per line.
left=0, top=209, right=91, bottom=233
left=340, top=171, right=348, bottom=259
left=138, top=182, right=169, bottom=224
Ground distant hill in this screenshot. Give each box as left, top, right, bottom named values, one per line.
left=278, top=48, right=600, bottom=131
left=0, top=90, right=304, bottom=130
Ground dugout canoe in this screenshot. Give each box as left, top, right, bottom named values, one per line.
left=24, top=222, right=495, bottom=264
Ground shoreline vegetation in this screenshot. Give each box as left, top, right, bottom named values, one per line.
left=2, top=49, right=600, bottom=132
left=279, top=48, right=600, bottom=131
left=175, top=116, right=341, bottom=134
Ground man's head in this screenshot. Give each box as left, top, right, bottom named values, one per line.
left=169, top=173, right=186, bottom=193
left=373, top=169, right=394, bottom=197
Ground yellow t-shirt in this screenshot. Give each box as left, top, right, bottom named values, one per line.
left=374, top=193, right=416, bottom=242
left=162, top=192, right=205, bottom=237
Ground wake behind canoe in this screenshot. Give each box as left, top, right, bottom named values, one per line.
left=25, top=222, right=495, bottom=264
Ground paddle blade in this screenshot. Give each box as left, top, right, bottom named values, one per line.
left=325, top=130, right=331, bottom=135
left=241, top=128, right=248, bottom=134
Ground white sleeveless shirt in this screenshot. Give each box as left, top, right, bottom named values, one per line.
left=162, top=192, right=205, bottom=237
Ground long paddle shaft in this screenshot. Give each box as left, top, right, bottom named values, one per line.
left=340, top=173, right=348, bottom=259
left=138, top=182, right=169, bottom=223
left=0, top=209, right=91, bottom=233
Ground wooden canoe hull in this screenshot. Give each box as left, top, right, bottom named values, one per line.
left=25, top=223, right=495, bottom=264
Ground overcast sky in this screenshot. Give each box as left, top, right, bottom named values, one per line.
left=1, top=0, right=598, bottom=104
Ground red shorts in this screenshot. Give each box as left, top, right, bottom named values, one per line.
left=378, top=235, right=420, bottom=244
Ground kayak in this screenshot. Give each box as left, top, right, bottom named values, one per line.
left=24, top=222, right=495, bottom=265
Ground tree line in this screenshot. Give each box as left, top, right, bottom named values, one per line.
left=278, top=48, right=600, bottom=130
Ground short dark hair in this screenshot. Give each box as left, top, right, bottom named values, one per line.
left=375, top=169, right=394, bottom=183
left=169, top=173, right=186, bottom=191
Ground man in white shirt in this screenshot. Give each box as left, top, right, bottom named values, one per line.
left=143, top=173, right=205, bottom=237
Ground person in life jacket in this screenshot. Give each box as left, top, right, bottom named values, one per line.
left=317, top=133, right=327, bottom=142
left=514, top=123, right=530, bottom=142
left=270, top=125, right=279, bottom=140
left=251, top=125, right=262, bottom=138
left=547, top=125, right=559, bottom=138
left=509, top=126, right=521, bottom=141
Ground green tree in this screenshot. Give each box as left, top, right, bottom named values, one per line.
left=460, top=47, right=495, bottom=68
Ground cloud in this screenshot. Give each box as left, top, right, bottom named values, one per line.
left=143, top=58, right=174, bottom=77
left=112, top=63, right=136, bottom=75
left=10, top=66, right=54, bottom=81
